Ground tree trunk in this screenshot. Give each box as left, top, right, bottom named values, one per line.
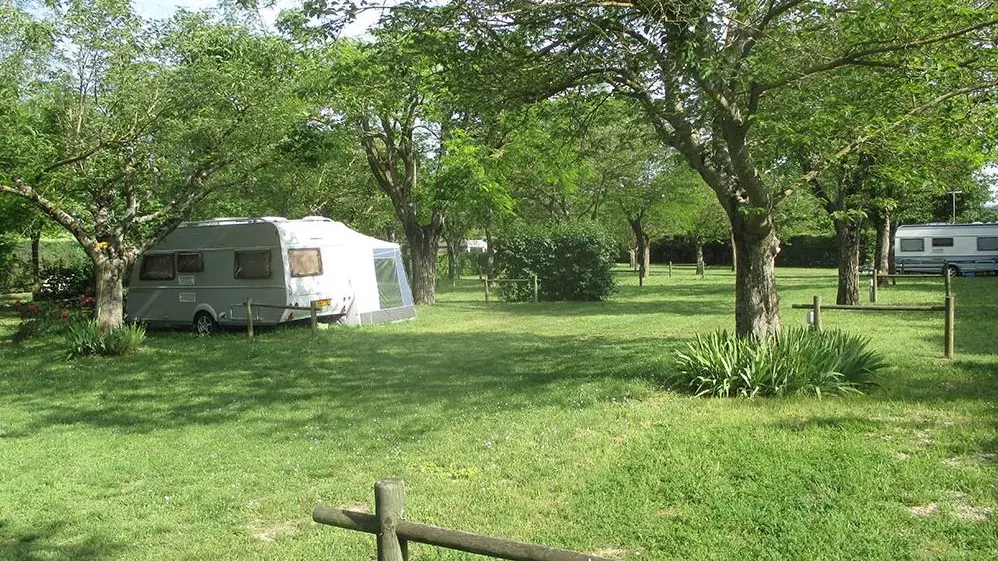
left=484, top=220, right=495, bottom=280
left=729, top=233, right=736, bottom=273
left=888, top=220, right=898, bottom=282
left=834, top=218, right=863, bottom=305
left=730, top=214, right=781, bottom=339
left=628, top=248, right=636, bottom=271
left=873, top=210, right=891, bottom=287
left=642, top=245, right=650, bottom=279
left=628, top=218, right=649, bottom=286
left=30, top=229, right=41, bottom=291
left=445, top=238, right=458, bottom=286
left=94, top=257, right=126, bottom=331
left=407, top=226, right=439, bottom=305
left=695, top=238, right=705, bottom=277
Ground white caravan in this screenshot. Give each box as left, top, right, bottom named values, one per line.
left=894, top=223, right=998, bottom=275
left=126, top=217, right=416, bottom=333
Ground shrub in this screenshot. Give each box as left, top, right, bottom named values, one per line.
left=494, top=223, right=616, bottom=302
left=672, top=327, right=886, bottom=398
left=35, top=262, right=95, bottom=301
left=66, top=320, right=146, bottom=358
left=11, top=300, right=83, bottom=343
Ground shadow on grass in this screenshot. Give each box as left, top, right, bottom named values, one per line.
left=0, top=329, right=676, bottom=446
left=0, top=520, right=121, bottom=561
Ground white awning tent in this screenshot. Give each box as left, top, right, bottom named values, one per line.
left=288, top=217, right=415, bottom=325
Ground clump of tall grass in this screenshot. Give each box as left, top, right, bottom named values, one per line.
left=672, top=327, right=886, bottom=398
left=66, top=320, right=146, bottom=358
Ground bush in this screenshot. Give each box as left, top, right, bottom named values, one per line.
left=10, top=300, right=85, bottom=343
left=672, top=327, right=886, bottom=398
left=66, top=320, right=146, bottom=358
left=494, top=223, right=617, bottom=302
left=35, top=262, right=95, bottom=301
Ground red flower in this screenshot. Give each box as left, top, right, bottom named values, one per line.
left=13, top=300, right=21, bottom=308
left=61, top=311, right=69, bottom=319
left=27, top=304, right=38, bottom=313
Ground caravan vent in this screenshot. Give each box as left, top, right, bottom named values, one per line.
left=300, top=216, right=333, bottom=222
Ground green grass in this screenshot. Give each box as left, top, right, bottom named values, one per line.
left=0, top=266, right=995, bottom=560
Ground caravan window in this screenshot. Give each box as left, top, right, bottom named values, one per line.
left=931, top=237, right=954, bottom=248
left=234, top=250, right=271, bottom=279
left=139, top=253, right=175, bottom=280
left=288, top=248, right=322, bottom=277
left=978, top=237, right=998, bottom=251
left=177, top=252, right=204, bottom=273
left=899, top=238, right=924, bottom=252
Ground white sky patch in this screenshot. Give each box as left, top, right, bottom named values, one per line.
left=131, top=0, right=383, bottom=36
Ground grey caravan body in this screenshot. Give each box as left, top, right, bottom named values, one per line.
left=894, top=223, right=998, bottom=275
left=126, top=217, right=416, bottom=332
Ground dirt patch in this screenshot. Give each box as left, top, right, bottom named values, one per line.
left=337, top=501, right=371, bottom=513
left=591, top=548, right=628, bottom=560
left=950, top=492, right=992, bottom=523
left=908, top=503, right=939, bottom=518
left=247, top=519, right=304, bottom=542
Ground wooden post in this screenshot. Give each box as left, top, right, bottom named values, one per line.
left=871, top=269, right=878, bottom=303
left=484, top=278, right=490, bottom=303
left=668, top=261, right=672, bottom=278
left=310, top=302, right=318, bottom=338
left=812, top=295, right=822, bottom=332
left=944, top=264, right=952, bottom=297
left=532, top=274, right=538, bottom=303
left=375, top=479, right=408, bottom=561
left=246, top=299, right=254, bottom=339
left=944, top=295, right=955, bottom=359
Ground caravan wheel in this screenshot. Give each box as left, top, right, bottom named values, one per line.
left=193, top=311, right=218, bottom=336
left=946, top=264, right=961, bottom=277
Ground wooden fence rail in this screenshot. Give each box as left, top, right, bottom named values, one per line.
left=869, top=267, right=952, bottom=303
left=242, top=298, right=319, bottom=338
left=791, top=294, right=955, bottom=359
left=313, top=480, right=611, bottom=561
left=483, top=275, right=539, bottom=303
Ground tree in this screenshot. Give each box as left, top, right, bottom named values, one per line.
left=343, top=0, right=998, bottom=338
left=1, top=1, right=306, bottom=329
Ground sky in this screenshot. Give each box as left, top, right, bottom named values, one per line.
left=131, top=0, right=381, bottom=36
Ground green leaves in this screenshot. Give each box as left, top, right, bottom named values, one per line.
left=672, top=327, right=887, bottom=398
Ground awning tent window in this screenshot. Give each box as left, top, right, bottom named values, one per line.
left=374, top=256, right=404, bottom=309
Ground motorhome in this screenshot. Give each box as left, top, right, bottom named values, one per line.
left=126, top=217, right=415, bottom=333
left=894, top=223, right=998, bottom=275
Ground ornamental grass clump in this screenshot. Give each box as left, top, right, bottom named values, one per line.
left=66, top=320, right=146, bottom=358
left=673, top=327, right=886, bottom=398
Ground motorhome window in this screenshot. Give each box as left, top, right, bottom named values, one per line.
left=931, top=237, right=954, bottom=247
left=978, top=237, right=998, bottom=251
left=899, top=238, right=924, bottom=252
left=234, top=250, right=271, bottom=279
left=177, top=252, right=203, bottom=273
left=139, top=254, right=175, bottom=280
left=289, top=248, right=322, bottom=277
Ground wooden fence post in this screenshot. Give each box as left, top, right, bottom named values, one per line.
left=532, top=274, right=538, bottom=303
left=246, top=299, right=254, bottom=339
left=944, top=264, right=952, bottom=297
left=812, top=295, right=822, bottom=332
left=668, top=261, right=672, bottom=278
left=375, top=479, right=408, bottom=561
left=310, top=302, right=318, bottom=338
left=871, top=270, right=878, bottom=303
left=944, top=295, right=955, bottom=359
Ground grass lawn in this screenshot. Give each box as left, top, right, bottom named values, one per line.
left=1, top=265, right=995, bottom=560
